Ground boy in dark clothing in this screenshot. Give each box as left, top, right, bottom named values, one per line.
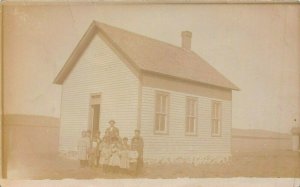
left=131, top=129, right=144, bottom=175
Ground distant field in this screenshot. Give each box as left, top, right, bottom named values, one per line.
left=4, top=114, right=300, bottom=179
left=232, top=128, right=292, bottom=153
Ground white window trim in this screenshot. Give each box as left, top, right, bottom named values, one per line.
left=154, top=91, right=169, bottom=135
left=185, top=97, right=198, bottom=136
left=211, top=100, right=222, bottom=137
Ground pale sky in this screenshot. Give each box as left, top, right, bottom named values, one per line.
left=3, top=3, right=300, bottom=133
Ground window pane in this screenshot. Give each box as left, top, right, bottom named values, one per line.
left=191, top=101, right=196, bottom=116
left=212, top=103, right=216, bottom=119
left=155, top=114, right=160, bottom=131
left=155, top=92, right=169, bottom=133
left=216, top=103, right=221, bottom=119
left=215, top=103, right=218, bottom=119
left=156, top=95, right=160, bottom=113
left=187, top=100, right=191, bottom=115
left=160, top=115, right=165, bottom=131
left=159, top=96, right=162, bottom=113
left=193, top=101, right=197, bottom=117
left=186, top=98, right=197, bottom=134
left=190, top=118, right=195, bottom=132
left=216, top=119, right=220, bottom=134
left=188, top=118, right=191, bottom=132
left=213, top=123, right=216, bottom=134
left=161, top=96, right=166, bottom=113
left=212, top=119, right=216, bottom=134
left=189, top=101, right=192, bottom=116
left=212, top=119, right=220, bottom=135
left=161, top=96, right=165, bottom=113
left=186, top=117, right=189, bottom=132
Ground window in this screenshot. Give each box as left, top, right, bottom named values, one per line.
left=211, top=101, right=222, bottom=136
left=155, top=91, right=169, bottom=134
left=185, top=97, right=198, bottom=135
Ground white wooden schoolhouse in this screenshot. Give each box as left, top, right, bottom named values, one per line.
left=54, top=21, right=239, bottom=164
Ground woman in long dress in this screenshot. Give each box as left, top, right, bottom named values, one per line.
left=77, top=131, right=90, bottom=168
left=108, top=138, right=121, bottom=173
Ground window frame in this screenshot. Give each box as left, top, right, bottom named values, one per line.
left=154, top=91, right=170, bottom=135
left=185, top=97, right=198, bottom=136
left=211, top=100, right=222, bottom=137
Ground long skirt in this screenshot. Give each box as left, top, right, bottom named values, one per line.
left=120, top=150, right=129, bottom=169
left=109, top=153, right=120, bottom=167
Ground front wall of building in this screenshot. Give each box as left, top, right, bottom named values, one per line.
left=60, top=35, right=139, bottom=155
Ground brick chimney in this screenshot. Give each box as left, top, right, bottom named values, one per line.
left=181, top=31, right=192, bottom=50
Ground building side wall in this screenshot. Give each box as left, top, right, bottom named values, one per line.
left=141, top=86, right=232, bottom=163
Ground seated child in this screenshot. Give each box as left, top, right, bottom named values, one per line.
left=99, top=137, right=111, bottom=173
left=119, top=137, right=130, bottom=173
left=108, top=138, right=121, bottom=173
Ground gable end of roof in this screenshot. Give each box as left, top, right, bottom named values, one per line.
left=53, top=21, right=98, bottom=84
left=53, top=21, right=239, bottom=91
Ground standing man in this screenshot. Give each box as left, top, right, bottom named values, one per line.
left=131, top=129, right=144, bottom=174
left=105, top=120, right=119, bottom=143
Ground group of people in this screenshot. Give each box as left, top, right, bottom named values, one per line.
left=77, top=120, right=144, bottom=176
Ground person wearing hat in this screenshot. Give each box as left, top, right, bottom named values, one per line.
left=105, top=120, right=119, bottom=143
left=131, top=129, right=144, bottom=174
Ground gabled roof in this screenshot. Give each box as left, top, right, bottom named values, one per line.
left=54, top=21, right=239, bottom=90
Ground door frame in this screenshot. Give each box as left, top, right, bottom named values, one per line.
left=88, top=92, right=101, bottom=138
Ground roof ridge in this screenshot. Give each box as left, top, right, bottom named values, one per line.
left=94, top=21, right=194, bottom=55
left=94, top=21, right=239, bottom=90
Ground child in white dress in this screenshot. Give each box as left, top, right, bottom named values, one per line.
left=99, top=137, right=111, bottom=173
left=89, top=136, right=100, bottom=167
left=119, top=137, right=130, bottom=173
left=77, top=131, right=90, bottom=168
left=128, top=149, right=139, bottom=176
left=108, top=138, right=121, bottom=173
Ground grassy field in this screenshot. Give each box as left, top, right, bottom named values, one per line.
left=5, top=115, right=300, bottom=179
left=7, top=150, right=300, bottom=179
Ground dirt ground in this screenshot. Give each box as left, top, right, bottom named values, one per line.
left=7, top=150, right=300, bottom=179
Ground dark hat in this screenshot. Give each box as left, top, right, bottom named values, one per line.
left=109, top=120, right=116, bottom=124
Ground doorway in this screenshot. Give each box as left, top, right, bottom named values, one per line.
left=89, top=93, right=101, bottom=138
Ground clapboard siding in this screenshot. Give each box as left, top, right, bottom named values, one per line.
left=60, top=35, right=139, bottom=151
left=141, top=86, right=232, bottom=160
